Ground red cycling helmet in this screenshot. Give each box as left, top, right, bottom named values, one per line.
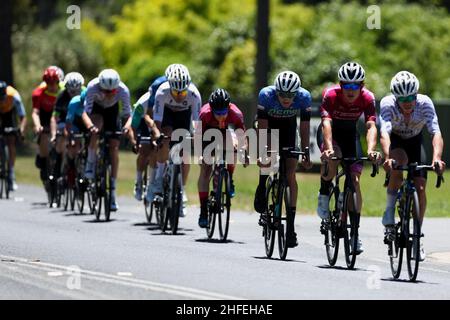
left=43, top=66, right=60, bottom=83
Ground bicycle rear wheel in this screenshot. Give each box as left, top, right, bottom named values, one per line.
left=218, top=170, right=231, bottom=242
left=325, top=186, right=340, bottom=266
left=277, top=184, right=290, bottom=260
left=343, top=189, right=358, bottom=269
left=389, top=222, right=403, bottom=279
left=0, top=147, right=6, bottom=199
left=264, top=177, right=276, bottom=258
left=406, top=191, right=421, bottom=281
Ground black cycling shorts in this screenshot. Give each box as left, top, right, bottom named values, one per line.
left=91, top=102, right=120, bottom=138
left=266, top=116, right=298, bottom=159
left=0, top=110, right=15, bottom=129
left=390, top=132, right=427, bottom=179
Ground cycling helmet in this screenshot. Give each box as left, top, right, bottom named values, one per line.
left=98, top=69, right=120, bottom=90
left=209, top=88, right=231, bottom=114
left=43, top=66, right=60, bottom=83
left=274, top=71, right=301, bottom=93
left=165, top=63, right=188, bottom=79
left=338, top=62, right=365, bottom=82
left=168, top=65, right=191, bottom=91
left=0, top=81, right=7, bottom=98
left=50, top=66, right=65, bottom=82
left=64, top=72, right=84, bottom=91
left=390, top=71, right=419, bottom=97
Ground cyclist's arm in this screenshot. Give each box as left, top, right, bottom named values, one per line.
left=81, top=111, right=94, bottom=130
left=31, top=108, right=42, bottom=132
left=13, top=93, right=27, bottom=134
left=431, top=132, right=444, bottom=165
left=366, top=121, right=378, bottom=154
left=299, top=105, right=311, bottom=151
left=153, top=88, right=165, bottom=130
left=50, top=115, right=57, bottom=140
left=379, top=99, right=393, bottom=159
left=321, top=119, right=333, bottom=151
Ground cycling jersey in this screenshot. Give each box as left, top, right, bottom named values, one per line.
left=66, top=89, right=87, bottom=131
left=153, top=81, right=202, bottom=123
left=257, top=85, right=312, bottom=120
left=199, top=103, right=246, bottom=132
left=320, top=84, right=376, bottom=123
left=131, top=92, right=151, bottom=129
left=379, top=94, right=440, bottom=139
left=55, top=88, right=87, bottom=123
left=0, top=86, right=26, bottom=116
left=32, top=85, right=60, bottom=113
left=84, top=78, right=131, bottom=117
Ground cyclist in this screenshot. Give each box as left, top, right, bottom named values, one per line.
left=253, top=70, right=313, bottom=248
left=316, top=62, right=381, bottom=254
left=82, top=69, right=131, bottom=211
left=66, top=88, right=88, bottom=162
left=32, top=66, right=63, bottom=181
left=380, top=71, right=445, bottom=261
left=127, top=90, right=161, bottom=201
left=53, top=72, right=85, bottom=178
left=0, top=81, right=27, bottom=191
left=153, top=64, right=202, bottom=216
left=197, top=88, right=248, bottom=228
left=127, top=64, right=181, bottom=201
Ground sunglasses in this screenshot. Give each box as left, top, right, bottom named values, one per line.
left=171, top=89, right=188, bottom=97
left=397, top=95, right=416, bottom=103
left=341, top=83, right=361, bottom=90
left=276, top=91, right=296, bottom=99
left=213, top=108, right=228, bottom=116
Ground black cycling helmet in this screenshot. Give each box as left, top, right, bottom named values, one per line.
left=0, top=81, right=7, bottom=98
left=209, top=88, right=231, bottom=115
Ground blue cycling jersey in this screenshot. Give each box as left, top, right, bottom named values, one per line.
left=148, top=75, right=168, bottom=108
left=257, top=85, right=312, bottom=120
left=66, top=89, right=87, bottom=125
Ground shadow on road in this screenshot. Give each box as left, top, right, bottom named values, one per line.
left=83, top=219, right=117, bottom=223
left=64, top=212, right=90, bottom=217
left=195, top=238, right=246, bottom=245
left=31, top=202, right=49, bottom=206
left=252, top=256, right=306, bottom=263
left=381, top=278, right=438, bottom=285
left=317, top=265, right=368, bottom=272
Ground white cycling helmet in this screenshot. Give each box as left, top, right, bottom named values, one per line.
left=64, top=72, right=84, bottom=90
left=165, top=63, right=188, bottom=79
left=98, top=69, right=121, bottom=90
left=338, top=62, right=365, bottom=82
left=274, top=71, right=301, bottom=93
left=390, top=71, right=419, bottom=97
left=168, top=65, right=191, bottom=91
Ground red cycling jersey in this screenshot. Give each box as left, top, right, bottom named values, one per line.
left=320, top=84, right=376, bottom=123
left=32, top=85, right=59, bottom=113
left=199, top=103, right=246, bottom=131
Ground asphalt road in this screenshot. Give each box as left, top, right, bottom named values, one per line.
left=1, top=184, right=450, bottom=300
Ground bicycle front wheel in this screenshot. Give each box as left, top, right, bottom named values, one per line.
left=343, top=189, right=358, bottom=269
left=264, top=177, right=275, bottom=258
left=170, top=165, right=182, bottom=235
left=104, top=165, right=112, bottom=222
left=406, top=191, right=421, bottom=281
left=218, top=170, right=231, bottom=242
left=277, top=184, right=290, bottom=260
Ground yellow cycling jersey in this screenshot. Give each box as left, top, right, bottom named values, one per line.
left=0, top=86, right=19, bottom=114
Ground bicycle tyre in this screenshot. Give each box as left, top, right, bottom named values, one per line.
left=406, top=191, right=421, bottom=281
left=218, top=170, right=231, bottom=242
left=170, top=165, right=182, bottom=235
left=343, top=189, right=358, bottom=269
left=278, top=184, right=290, bottom=260
left=325, top=186, right=340, bottom=266
left=206, top=169, right=218, bottom=239
left=104, top=165, right=112, bottom=222
left=264, top=177, right=275, bottom=258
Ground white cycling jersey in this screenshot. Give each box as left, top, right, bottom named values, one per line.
left=152, top=81, right=201, bottom=123
left=379, top=94, right=440, bottom=139
left=84, top=78, right=131, bottom=117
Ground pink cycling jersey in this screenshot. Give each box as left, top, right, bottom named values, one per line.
left=320, top=84, right=376, bottom=123
left=199, top=103, right=246, bottom=132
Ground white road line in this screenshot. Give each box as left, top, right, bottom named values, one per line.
left=0, top=254, right=245, bottom=300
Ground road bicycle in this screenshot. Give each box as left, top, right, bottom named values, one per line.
left=0, top=127, right=18, bottom=199
left=384, top=161, right=443, bottom=281
left=320, top=157, right=378, bottom=269
left=261, top=147, right=309, bottom=260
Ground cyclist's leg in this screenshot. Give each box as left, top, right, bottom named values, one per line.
left=39, top=131, right=50, bottom=180
left=413, top=139, right=428, bottom=225
left=198, top=162, right=212, bottom=226
left=55, top=123, right=66, bottom=177
left=85, top=113, right=103, bottom=178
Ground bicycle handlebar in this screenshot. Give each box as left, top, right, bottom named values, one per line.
left=384, top=160, right=444, bottom=188
left=323, top=156, right=379, bottom=178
